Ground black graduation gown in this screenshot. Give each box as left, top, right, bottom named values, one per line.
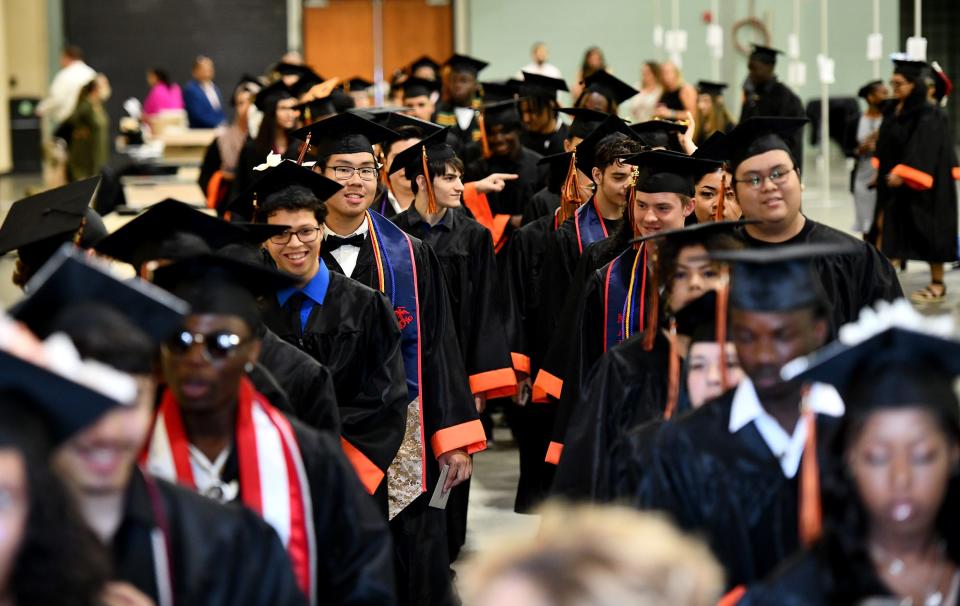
left=215, top=419, right=398, bottom=605
left=735, top=219, right=902, bottom=339
left=740, top=78, right=806, bottom=171
left=257, top=327, right=340, bottom=433
left=114, top=468, right=306, bottom=606
left=552, top=331, right=670, bottom=501
left=638, top=391, right=841, bottom=589
left=198, top=138, right=223, bottom=196
left=521, top=187, right=560, bottom=226
left=874, top=101, right=959, bottom=262
left=520, top=122, right=569, bottom=156
left=434, top=101, right=482, bottom=166
left=260, top=271, right=409, bottom=503
left=464, top=148, right=548, bottom=219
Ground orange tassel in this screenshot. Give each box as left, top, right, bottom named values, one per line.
left=558, top=151, right=583, bottom=223
left=714, top=170, right=727, bottom=222
left=643, top=245, right=659, bottom=352
left=716, top=264, right=730, bottom=391
left=799, top=388, right=823, bottom=547
left=663, top=317, right=680, bottom=420
left=477, top=110, right=492, bottom=159
left=421, top=145, right=438, bottom=214
left=296, top=132, right=312, bottom=166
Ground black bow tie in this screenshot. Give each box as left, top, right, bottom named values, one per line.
left=324, top=233, right=365, bottom=252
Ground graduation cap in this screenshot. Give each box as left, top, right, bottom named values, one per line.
left=573, top=114, right=637, bottom=173
left=11, top=245, right=188, bottom=344
left=289, top=71, right=324, bottom=98
left=692, top=131, right=729, bottom=163
left=346, top=77, right=374, bottom=92
left=856, top=79, right=884, bottom=100
left=273, top=62, right=314, bottom=78
left=94, top=199, right=284, bottom=269
left=750, top=45, right=784, bottom=65
left=723, top=116, right=809, bottom=171
left=480, top=80, right=519, bottom=102
left=520, top=71, right=569, bottom=100
left=443, top=53, right=489, bottom=76
left=408, top=55, right=440, bottom=77
left=629, top=119, right=687, bottom=152
left=227, top=160, right=343, bottom=221
left=893, top=58, right=930, bottom=81
left=481, top=99, right=522, bottom=129
left=696, top=80, right=728, bottom=96
left=387, top=127, right=454, bottom=213
left=582, top=70, right=639, bottom=105
left=631, top=218, right=750, bottom=246
left=0, top=177, right=100, bottom=257
left=290, top=111, right=399, bottom=159
left=673, top=290, right=721, bottom=344
left=293, top=96, right=337, bottom=125
left=152, top=252, right=296, bottom=330
left=384, top=112, right=444, bottom=137
left=401, top=77, right=440, bottom=99
left=558, top=107, right=609, bottom=140
left=254, top=80, right=295, bottom=112
left=538, top=150, right=575, bottom=191
left=623, top=150, right=722, bottom=196
left=708, top=242, right=857, bottom=312
left=231, top=74, right=263, bottom=105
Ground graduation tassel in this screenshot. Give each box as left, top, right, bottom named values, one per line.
left=799, top=387, right=823, bottom=547
left=716, top=263, right=730, bottom=391
left=421, top=145, right=438, bottom=214
left=476, top=110, right=492, bottom=159
left=643, top=245, right=659, bottom=352
left=558, top=151, right=583, bottom=224
left=296, top=132, right=312, bottom=166
left=628, top=167, right=642, bottom=250
left=714, top=170, right=727, bottom=222
left=663, top=317, right=680, bottom=420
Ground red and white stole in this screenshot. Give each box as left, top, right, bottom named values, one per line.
left=144, top=378, right=318, bottom=605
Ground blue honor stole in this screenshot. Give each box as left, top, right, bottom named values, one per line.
left=602, top=244, right=648, bottom=352
left=573, top=196, right=611, bottom=254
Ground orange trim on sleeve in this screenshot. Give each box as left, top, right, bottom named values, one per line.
left=716, top=585, right=747, bottom=606
left=545, top=441, right=564, bottom=465
left=532, top=369, right=563, bottom=402
left=206, top=170, right=226, bottom=209
left=431, top=419, right=488, bottom=458
left=463, top=182, right=511, bottom=251
left=869, top=156, right=880, bottom=170
left=952, top=167, right=960, bottom=181
left=511, top=352, right=531, bottom=375
left=891, top=163, right=934, bottom=190
left=339, top=436, right=385, bottom=495
left=469, top=367, right=518, bottom=396
left=486, top=385, right=518, bottom=399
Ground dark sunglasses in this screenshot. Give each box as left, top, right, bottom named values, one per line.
left=163, top=330, right=248, bottom=362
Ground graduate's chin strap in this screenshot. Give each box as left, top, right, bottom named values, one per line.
left=558, top=151, right=583, bottom=224
left=477, top=110, right=492, bottom=159
left=799, top=385, right=823, bottom=547
left=663, top=316, right=680, bottom=420
left=296, top=132, right=312, bottom=166
left=713, top=169, right=727, bottom=222
left=716, top=264, right=730, bottom=391
left=421, top=146, right=438, bottom=214
left=642, top=241, right=659, bottom=352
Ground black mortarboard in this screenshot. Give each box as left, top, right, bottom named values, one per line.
left=409, top=55, right=440, bottom=77
left=558, top=107, right=609, bottom=140
left=750, top=45, right=783, bottom=65
left=631, top=219, right=750, bottom=246
left=11, top=245, right=188, bottom=344
left=273, top=62, right=313, bottom=78
left=582, top=70, right=639, bottom=105
left=401, top=77, right=441, bottom=99
left=574, top=114, right=637, bottom=173
left=538, top=150, right=576, bottom=191
left=0, top=349, right=121, bottom=447
left=290, top=112, right=399, bottom=158
left=893, top=58, right=930, bottom=81
left=253, top=80, right=295, bottom=112
left=629, top=119, right=687, bottom=151
left=228, top=160, right=343, bottom=221
left=857, top=79, right=884, bottom=100
left=482, top=99, right=523, bottom=129
left=346, top=77, right=374, bottom=92
left=624, top=150, right=721, bottom=196
left=782, top=327, right=960, bottom=410
left=723, top=116, right=809, bottom=171
left=696, top=80, right=729, bottom=96
left=673, top=290, right=721, bottom=343
left=388, top=127, right=455, bottom=177
left=443, top=53, right=489, bottom=76
left=293, top=96, right=337, bottom=124
left=480, top=80, right=519, bottom=102
left=384, top=112, right=444, bottom=137
left=94, top=199, right=282, bottom=268
left=520, top=71, right=569, bottom=100
left=692, top=131, right=729, bottom=164
left=0, top=177, right=100, bottom=256
left=709, top=242, right=857, bottom=312
left=289, top=71, right=323, bottom=98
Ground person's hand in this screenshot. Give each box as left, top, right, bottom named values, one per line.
left=474, top=393, right=487, bottom=414
left=437, top=449, right=472, bottom=491
left=680, top=111, right=697, bottom=155
left=886, top=172, right=903, bottom=187
left=475, top=173, right=519, bottom=194
left=653, top=104, right=673, bottom=119
left=100, top=582, right=157, bottom=606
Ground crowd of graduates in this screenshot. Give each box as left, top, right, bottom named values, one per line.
left=0, top=42, right=958, bottom=606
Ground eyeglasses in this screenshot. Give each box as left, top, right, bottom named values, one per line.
left=734, top=166, right=799, bottom=190
left=269, top=227, right=321, bottom=245
left=163, top=330, right=248, bottom=362
left=329, top=165, right=381, bottom=182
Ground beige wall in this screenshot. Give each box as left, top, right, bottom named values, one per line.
left=4, top=0, right=48, bottom=98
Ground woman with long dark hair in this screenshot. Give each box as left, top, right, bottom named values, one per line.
left=569, top=46, right=607, bottom=103
left=740, top=321, right=960, bottom=605
left=874, top=59, right=958, bottom=303
left=232, top=81, right=300, bottom=201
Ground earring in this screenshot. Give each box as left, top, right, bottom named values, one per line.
left=244, top=362, right=255, bottom=373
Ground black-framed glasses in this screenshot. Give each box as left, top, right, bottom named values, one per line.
left=163, top=330, right=248, bottom=362
left=733, top=166, right=799, bottom=190
left=329, top=165, right=381, bottom=182
left=269, top=227, right=322, bottom=245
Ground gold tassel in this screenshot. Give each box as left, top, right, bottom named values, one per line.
left=558, top=151, right=583, bottom=223
left=663, top=317, right=680, bottom=420
left=296, top=132, right=312, bottom=166
left=476, top=110, right=492, bottom=159
left=628, top=166, right=641, bottom=249
left=421, top=146, right=438, bottom=214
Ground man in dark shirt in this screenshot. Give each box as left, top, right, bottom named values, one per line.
left=740, top=45, right=806, bottom=171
